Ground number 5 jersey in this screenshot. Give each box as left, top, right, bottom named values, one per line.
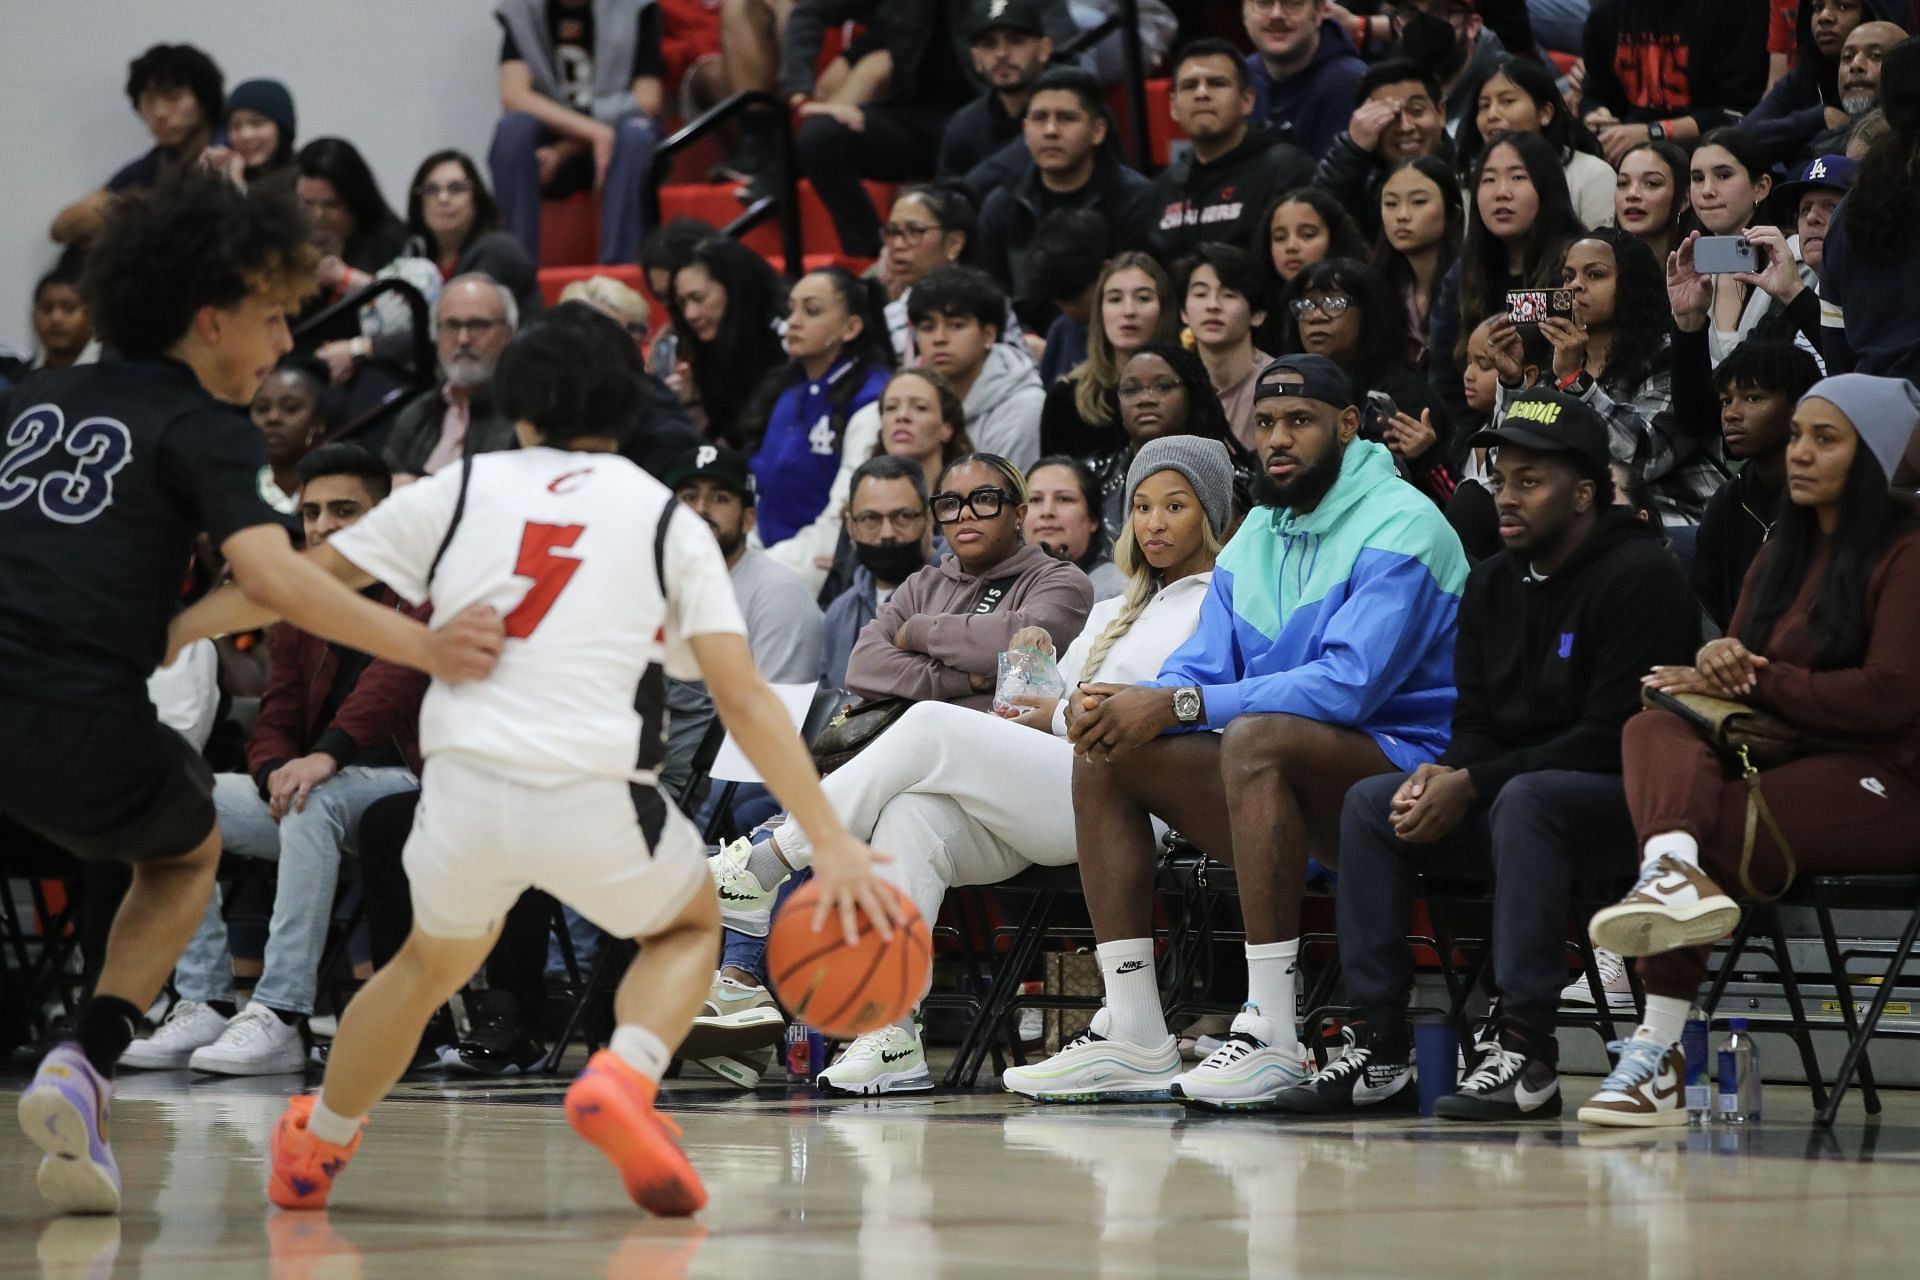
left=326, top=447, right=747, bottom=786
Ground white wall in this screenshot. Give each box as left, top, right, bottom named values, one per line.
left=1, top=1, right=505, bottom=353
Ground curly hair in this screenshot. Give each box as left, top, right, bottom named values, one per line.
left=82, top=169, right=317, bottom=359
left=1563, top=226, right=1668, bottom=397
left=125, top=44, right=224, bottom=127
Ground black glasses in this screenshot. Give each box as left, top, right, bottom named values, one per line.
left=441, top=317, right=504, bottom=338
left=416, top=180, right=474, bottom=201
left=849, top=506, right=927, bottom=534
left=1117, top=376, right=1183, bottom=401
left=930, top=486, right=1013, bottom=524
left=880, top=221, right=938, bottom=245
left=1289, top=294, right=1354, bottom=319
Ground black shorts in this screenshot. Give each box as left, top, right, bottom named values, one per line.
left=0, top=695, right=215, bottom=864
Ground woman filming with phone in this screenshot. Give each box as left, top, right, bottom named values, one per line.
left=1486, top=227, right=1725, bottom=527
left=1687, top=128, right=1815, bottom=367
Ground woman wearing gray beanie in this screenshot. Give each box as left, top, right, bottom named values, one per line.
left=1584, top=372, right=1920, bottom=1127
left=735, top=436, right=1234, bottom=1095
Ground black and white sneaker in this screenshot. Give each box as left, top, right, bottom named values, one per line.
left=1270, top=1023, right=1413, bottom=1115
left=1433, top=1041, right=1561, bottom=1121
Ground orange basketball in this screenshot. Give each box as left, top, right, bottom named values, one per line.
left=766, top=880, right=931, bottom=1039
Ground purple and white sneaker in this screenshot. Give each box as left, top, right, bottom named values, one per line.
left=17, top=1043, right=121, bottom=1214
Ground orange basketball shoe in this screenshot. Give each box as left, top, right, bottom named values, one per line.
left=566, top=1050, right=707, bottom=1215
left=268, top=1095, right=365, bottom=1210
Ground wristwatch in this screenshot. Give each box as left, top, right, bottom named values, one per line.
left=1172, top=686, right=1204, bottom=725
left=1648, top=120, right=1669, bottom=141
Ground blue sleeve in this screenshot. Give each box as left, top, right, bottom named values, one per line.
left=1188, top=550, right=1459, bottom=731
left=1152, top=567, right=1245, bottom=693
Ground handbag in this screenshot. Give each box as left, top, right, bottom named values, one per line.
left=1640, top=686, right=1803, bottom=900
left=810, top=697, right=911, bottom=775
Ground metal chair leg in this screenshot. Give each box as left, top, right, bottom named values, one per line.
left=1700, top=909, right=1760, bottom=1016
left=1757, top=906, right=1829, bottom=1113
left=1817, top=906, right=1920, bottom=1129
left=1814, top=904, right=1879, bottom=1115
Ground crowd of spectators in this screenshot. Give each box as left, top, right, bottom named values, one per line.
left=5, top=0, right=1920, bottom=1135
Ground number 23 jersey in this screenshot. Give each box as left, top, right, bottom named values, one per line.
left=327, top=446, right=747, bottom=786
left=0, top=360, right=282, bottom=710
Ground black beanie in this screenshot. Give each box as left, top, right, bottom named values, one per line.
left=225, top=78, right=297, bottom=151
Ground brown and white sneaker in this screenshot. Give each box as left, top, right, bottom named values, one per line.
left=1577, top=1037, right=1687, bottom=1128
left=1589, top=855, right=1740, bottom=957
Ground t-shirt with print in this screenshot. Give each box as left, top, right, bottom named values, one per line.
left=0, top=359, right=283, bottom=710
left=326, top=447, right=745, bottom=785
left=499, top=1, right=665, bottom=109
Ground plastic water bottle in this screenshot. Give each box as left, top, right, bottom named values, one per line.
left=1682, top=1007, right=1712, bottom=1123
left=1716, top=1017, right=1763, bottom=1123
left=786, top=1022, right=820, bottom=1083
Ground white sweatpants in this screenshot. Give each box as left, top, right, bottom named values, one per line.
left=778, top=701, right=1079, bottom=936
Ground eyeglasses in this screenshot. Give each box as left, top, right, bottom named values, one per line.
left=1117, top=376, right=1184, bottom=400
left=416, top=181, right=474, bottom=201
left=880, top=221, right=939, bottom=245
left=1288, top=294, right=1354, bottom=318
left=1248, top=0, right=1316, bottom=15
left=849, top=507, right=928, bottom=534
left=930, top=486, right=1013, bottom=523
left=440, top=317, right=504, bottom=338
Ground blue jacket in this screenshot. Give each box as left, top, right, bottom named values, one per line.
left=1151, top=440, right=1468, bottom=770
left=1246, top=20, right=1368, bottom=159
left=751, top=357, right=891, bottom=547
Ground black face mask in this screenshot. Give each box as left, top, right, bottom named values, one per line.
left=855, top=539, right=927, bottom=585
left=1398, top=11, right=1468, bottom=83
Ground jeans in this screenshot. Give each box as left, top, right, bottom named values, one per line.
left=488, top=110, right=660, bottom=265
left=176, top=768, right=419, bottom=1016
left=1335, top=769, right=1637, bottom=1042
left=795, top=104, right=948, bottom=258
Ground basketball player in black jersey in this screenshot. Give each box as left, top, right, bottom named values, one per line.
left=4, top=170, right=503, bottom=1216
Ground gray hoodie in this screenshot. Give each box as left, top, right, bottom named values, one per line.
left=963, top=343, right=1045, bottom=471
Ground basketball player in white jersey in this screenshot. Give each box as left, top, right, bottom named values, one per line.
left=166, top=304, right=898, bottom=1215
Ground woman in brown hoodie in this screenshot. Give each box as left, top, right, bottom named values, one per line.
left=845, top=453, right=1096, bottom=710
left=1579, top=373, right=1920, bottom=1128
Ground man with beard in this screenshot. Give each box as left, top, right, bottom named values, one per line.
left=1003, top=354, right=1469, bottom=1111
left=938, top=0, right=1056, bottom=191
left=1742, top=3, right=1904, bottom=165
left=383, top=276, right=520, bottom=479
left=1290, top=388, right=1697, bottom=1120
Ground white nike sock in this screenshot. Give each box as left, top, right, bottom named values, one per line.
left=1244, top=940, right=1302, bottom=1054
left=610, top=1025, right=671, bottom=1084
left=1096, top=938, right=1168, bottom=1046
left=1634, top=995, right=1690, bottom=1047
left=306, top=1096, right=362, bottom=1147
left=1642, top=831, right=1700, bottom=877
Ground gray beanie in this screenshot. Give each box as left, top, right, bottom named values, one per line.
left=1126, top=437, right=1234, bottom=536
left=1801, top=374, right=1920, bottom=484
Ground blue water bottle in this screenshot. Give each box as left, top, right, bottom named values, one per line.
left=1682, top=1007, right=1711, bottom=1123
left=1412, top=1016, right=1459, bottom=1116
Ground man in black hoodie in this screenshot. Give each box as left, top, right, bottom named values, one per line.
left=1149, top=39, right=1314, bottom=263
left=977, top=67, right=1155, bottom=298
left=1276, top=389, right=1698, bottom=1121
left=938, top=0, right=1056, bottom=192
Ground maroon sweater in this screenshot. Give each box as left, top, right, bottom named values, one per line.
left=1733, top=521, right=1920, bottom=772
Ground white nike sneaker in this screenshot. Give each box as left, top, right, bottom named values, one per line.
left=1001, top=1008, right=1181, bottom=1103
left=818, top=1024, right=935, bottom=1095
left=1561, top=948, right=1637, bottom=1009
left=119, top=999, right=228, bottom=1070
left=1578, top=1037, right=1688, bottom=1128
left=186, top=1002, right=306, bottom=1076
left=1170, top=1005, right=1311, bottom=1112
left=1589, top=856, right=1740, bottom=957
left=710, top=837, right=786, bottom=937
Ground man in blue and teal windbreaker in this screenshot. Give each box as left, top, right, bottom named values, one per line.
left=1002, top=354, right=1468, bottom=1112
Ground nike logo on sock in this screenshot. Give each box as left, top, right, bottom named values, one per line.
left=1114, top=960, right=1150, bottom=974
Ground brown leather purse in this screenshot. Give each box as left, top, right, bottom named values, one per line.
left=1641, top=687, right=1803, bottom=899
left=809, top=697, right=911, bottom=775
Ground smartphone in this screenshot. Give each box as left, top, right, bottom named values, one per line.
left=647, top=331, right=679, bottom=380
left=1505, top=289, right=1574, bottom=325
left=1693, top=235, right=1759, bottom=275
left=1366, top=390, right=1402, bottom=421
